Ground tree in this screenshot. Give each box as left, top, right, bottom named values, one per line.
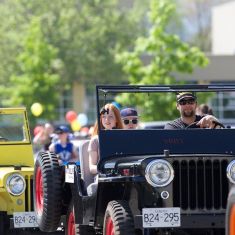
left=7, top=18, right=62, bottom=124
left=0, top=0, right=28, bottom=102
left=0, top=0, right=147, bottom=120
left=116, top=0, right=209, bottom=121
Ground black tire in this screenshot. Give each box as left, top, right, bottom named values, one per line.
left=76, top=224, right=95, bottom=235
left=0, top=213, right=5, bottom=235
left=65, top=201, right=75, bottom=235
left=33, top=151, right=62, bottom=232
left=103, top=200, right=135, bottom=235
left=226, top=186, right=235, bottom=235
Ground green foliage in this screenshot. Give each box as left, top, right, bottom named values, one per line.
left=116, top=0, right=209, bottom=121
left=0, top=0, right=147, bottom=122
left=0, top=1, right=26, bottom=99
left=7, top=18, right=62, bottom=124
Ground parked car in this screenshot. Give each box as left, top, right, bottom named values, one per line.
left=34, top=84, right=235, bottom=235
left=0, top=107, right=38, bottom=234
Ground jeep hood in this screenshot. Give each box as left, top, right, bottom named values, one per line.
left=0, top=144, right=34, bottom=167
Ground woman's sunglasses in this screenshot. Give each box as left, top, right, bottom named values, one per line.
left=123, top=119, right=138, bottom=125
left=178, top=99, right=196, bottom=106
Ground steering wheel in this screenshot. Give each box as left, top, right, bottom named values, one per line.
left=185, top=121, right=200, bottom=129
left=212, top=120, right=225, bottom=129
left=0, top=136, right=9, bottom=141
left=185, top=120, right=225, bottom=129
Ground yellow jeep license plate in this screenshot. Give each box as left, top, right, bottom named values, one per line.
left=13, top=212, right=38, bottom=228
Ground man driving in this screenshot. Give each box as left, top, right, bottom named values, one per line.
left=164, top=92, right=221, bottom=129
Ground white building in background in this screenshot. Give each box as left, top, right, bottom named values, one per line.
left=178, top=0, right=235, bottom=83
left=211, top=1, right=235, bottom=121
left=212, top=1, right=235, bottom=55
left=175, top=1, right=235, bottom=121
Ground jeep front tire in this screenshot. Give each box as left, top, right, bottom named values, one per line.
left=226, top=186, right=235, bottom=235
left=34, top=151, right=62, bottom=232
left=103, top=200, right=135, bottom=235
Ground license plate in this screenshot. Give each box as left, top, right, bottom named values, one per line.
left=13, top=212, right=38, bottom=228
left=142, top=207, right=180, bottom=228
left=65, top=164, right=75, bottom=183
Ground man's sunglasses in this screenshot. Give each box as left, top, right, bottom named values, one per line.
left=123, top=119, right=138, bottom=125
left=178, top=99, right=196, bottom=106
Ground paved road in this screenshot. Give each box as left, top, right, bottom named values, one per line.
left=7, top=230, right=64, bottom=235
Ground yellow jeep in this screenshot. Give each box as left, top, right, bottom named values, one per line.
left=0, top=107, right=37, bottom=234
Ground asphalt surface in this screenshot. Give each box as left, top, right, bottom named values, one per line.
left=7, top=229, right=64, bottom=235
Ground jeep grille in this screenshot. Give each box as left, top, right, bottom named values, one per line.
left=24, top=175, right=34, bottom=211
left=173, top=159, right=228, bottom=211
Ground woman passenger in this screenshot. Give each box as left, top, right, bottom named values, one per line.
left=88, top=103, right=123, bottom=175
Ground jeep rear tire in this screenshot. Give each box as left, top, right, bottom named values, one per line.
left=34, top=151, right=62, bottom=232
left=103, top=200, right=135, bottom=235
left=65, top=201, right=75, bottom=235
left=226, top=186, right=235, bottom=235
left=76, top=225, right=95, bottom=235
left=65, top=202, right=95, bottom=235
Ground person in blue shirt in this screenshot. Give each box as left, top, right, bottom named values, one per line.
left=49, top=125, right=78, bottom=165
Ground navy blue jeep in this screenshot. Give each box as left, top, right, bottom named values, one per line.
left=35, top=84, right=235, bottom=235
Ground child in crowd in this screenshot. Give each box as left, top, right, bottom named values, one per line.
left=49, top=125, right=78, bottom=165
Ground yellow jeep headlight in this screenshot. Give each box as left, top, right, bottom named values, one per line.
left=6, top=174, right=26, bottom=196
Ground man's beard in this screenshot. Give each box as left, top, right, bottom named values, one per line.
left=182, top=110, right=195, bottom=118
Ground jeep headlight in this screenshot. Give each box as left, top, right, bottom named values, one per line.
left=145, top=159, right=174, bottom=187
left=6, top=174, right=26, bottom=196
left=227, top=160, right=235, bottom=184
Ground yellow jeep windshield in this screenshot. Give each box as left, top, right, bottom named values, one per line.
left=0, top=108, right=30, bottom=143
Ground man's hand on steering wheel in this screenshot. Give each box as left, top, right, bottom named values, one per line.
left=192, top=115, right=224, bottom=129
left=197, top=115, right=225, bottom=128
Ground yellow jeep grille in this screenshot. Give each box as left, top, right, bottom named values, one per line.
left=24, top=174, right=34, bottom=212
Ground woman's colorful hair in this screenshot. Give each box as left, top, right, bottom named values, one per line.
left=92, top=103, right=123, bottom=136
